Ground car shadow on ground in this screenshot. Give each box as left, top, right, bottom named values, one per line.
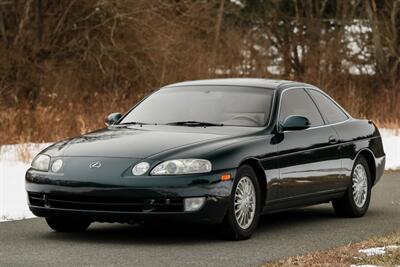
left=38, top=204, right=343, bottom=245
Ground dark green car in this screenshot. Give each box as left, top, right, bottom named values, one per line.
left=26, top=79, right=385, bottom=240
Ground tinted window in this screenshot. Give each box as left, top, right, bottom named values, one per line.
left=120, top=86, right=274, bottom=127
left=308, top=89, right=348, bottom=124
left=279, top=89, right=324, bottom=127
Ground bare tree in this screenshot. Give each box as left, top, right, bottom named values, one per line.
left=365, top=0, right=400, bottom=86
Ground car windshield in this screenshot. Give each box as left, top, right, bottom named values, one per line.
left=119, top=86, right=274, bottom=127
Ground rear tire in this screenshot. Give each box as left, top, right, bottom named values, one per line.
left=220, top=165, right=261, bottom=240
left=46, top=217, right=91, bottom=232
left=332, top=156, right=371, bottom=217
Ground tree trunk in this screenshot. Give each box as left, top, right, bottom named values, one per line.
left=0, top=1, right=8, bottom=47
left=35, top=0, right=42, bottom=42
left=365, top=0, right=389, bottom=85
left=212, top=0, right=225, bottom=64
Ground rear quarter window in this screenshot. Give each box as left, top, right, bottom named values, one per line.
left=308, top=89, right=349, bottom=124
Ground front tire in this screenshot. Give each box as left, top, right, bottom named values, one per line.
left=46, top=217, right=91, bottom=232
left=332, top=156, right=371, bottom=217
left=220, top=165, right=261, bottom=240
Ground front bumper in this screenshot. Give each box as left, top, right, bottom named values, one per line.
left=26, top=168, right=235, bottom=225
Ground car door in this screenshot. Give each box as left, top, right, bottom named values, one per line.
left=276, top=88, right=342, bottom=200
left=306, top=88, right=350, bottom=189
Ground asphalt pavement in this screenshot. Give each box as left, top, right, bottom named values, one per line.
left=0, top=172, right=399, bottom=267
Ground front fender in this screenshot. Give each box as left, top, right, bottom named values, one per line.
left=204, top=135, right=279, bottom=201
left=204, top=136, right=276, bottom=170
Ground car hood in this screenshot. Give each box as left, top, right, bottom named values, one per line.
left=44, top=125, right=264, bottom=159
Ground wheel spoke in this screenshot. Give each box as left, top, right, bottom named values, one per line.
left=237, top=185, right=244, bottom=195
left=245, top=212, right=249, bottom=224
left=240, top=212, right=245, bottom=225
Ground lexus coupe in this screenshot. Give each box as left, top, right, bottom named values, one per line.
left=26, top=79, right=385, bottom=240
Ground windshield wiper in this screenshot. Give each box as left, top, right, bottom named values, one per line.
left=165, top=121, right=224, bottom=127
left=116, top=121, right=154, bottom=126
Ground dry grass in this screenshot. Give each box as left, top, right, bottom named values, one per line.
left=15, top=144, right=34, bottom=163
left=1, top=84, right=399, bottom=146
left=1, top=82, right=399, bottom=146
left=263, top=231, right=400, bottom=267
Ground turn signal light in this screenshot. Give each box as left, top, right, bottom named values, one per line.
left=220, top=173, right=232, bottom=181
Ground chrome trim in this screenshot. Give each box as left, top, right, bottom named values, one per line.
left=89, top=162, right=102, bottom=169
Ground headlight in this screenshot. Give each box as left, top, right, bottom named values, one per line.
left=51, top=159, right=63, bottom=173
left=132, top=162, right=150, bottom=176
left=150, top=159, right=212, bottom=175
left=31, top=154, right=51, bottom=171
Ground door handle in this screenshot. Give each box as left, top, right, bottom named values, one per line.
left=328, top=136, right=338, bottom=144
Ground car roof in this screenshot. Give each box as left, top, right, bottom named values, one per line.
left=162, top=78, right=316, bottom=91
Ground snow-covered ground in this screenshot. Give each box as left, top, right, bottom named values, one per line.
left=0, top=143, right=50, bottom=222
left=380, top=129, right=400, bottom=170
left=358, top=245, right=400, bottom=256
left=0, top=129, right=399, bottom=222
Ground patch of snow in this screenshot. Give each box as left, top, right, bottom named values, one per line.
left=267, top=65, right=282, bottom=75
left=358, top=245, right=400, bottom=257
left=350, top=265, right=381, bottom=267
left=0, top=143, right=51, bottom=222
left=342, top=20, right=375, bottom=76
left=214, top=68, right=231, bottom=75
left=358, top=247, right=386, bottom=256
left=347, top=63, right=375, bottom=76
left=380, top=129, right=400, bottom=170
left=230, top=0, right=244, bottom=7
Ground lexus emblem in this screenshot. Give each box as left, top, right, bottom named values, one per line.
left=89, top=162, right=102, bottom=169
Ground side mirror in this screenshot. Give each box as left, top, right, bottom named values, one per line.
left=105, top=113, right=122, bottom=126
left=281, top=115, right=311, bottom=131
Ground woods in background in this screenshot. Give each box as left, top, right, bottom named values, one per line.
left=0, top=0, right=399, bottom=144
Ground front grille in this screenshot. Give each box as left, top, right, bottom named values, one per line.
left=28, top=192, right=184, bottom=212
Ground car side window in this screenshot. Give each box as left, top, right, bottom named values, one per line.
left=308, top=89, right=348, bottom=124
left=279, top=89, right=324, bottom=127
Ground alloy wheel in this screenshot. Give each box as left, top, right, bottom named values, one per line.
left=352, top=164, right=368, bottom=208
left=234, top=176, right=256, bottom=229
